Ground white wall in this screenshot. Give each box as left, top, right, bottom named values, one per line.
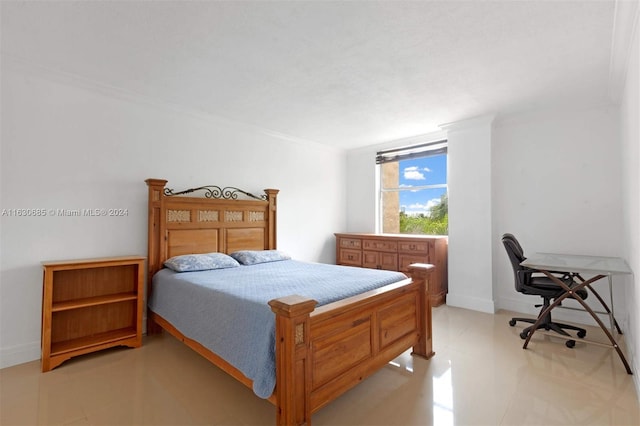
left=442, top=116, right=495, bottom=313
left=619, top=8, right=640, bottom=390
left=492, top=105, right=624, bottom=326
left=344, top=146, right=377, bottom=233
left=0, top=57, right=347, bottom=368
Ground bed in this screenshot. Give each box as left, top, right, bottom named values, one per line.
left=145, top=178, right=435, bottom=425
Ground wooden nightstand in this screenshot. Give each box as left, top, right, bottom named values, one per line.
left=40, top=256, right=145, bottom=372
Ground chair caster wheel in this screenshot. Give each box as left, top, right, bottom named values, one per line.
left=520, top=331, right=528, bottom=339
left=577, top=330, right=586, bottom=338
left=509, top=319, right=516, bottom=326
left=566, top=340, right=576, bottom=348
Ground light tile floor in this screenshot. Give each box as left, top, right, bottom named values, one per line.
left=1, top=306, right=639, bottom=425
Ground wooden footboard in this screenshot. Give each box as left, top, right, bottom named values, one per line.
left=269, top=263, right=434, bottom=426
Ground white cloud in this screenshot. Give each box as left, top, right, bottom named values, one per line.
left=403, top=166, right=433, bottom=181
left=404, top=166, right=425, bottom=180
left=401, top=198, right=442, bottom=216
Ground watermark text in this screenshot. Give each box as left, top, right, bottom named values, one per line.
left=2, top=208, right=129, bottom=217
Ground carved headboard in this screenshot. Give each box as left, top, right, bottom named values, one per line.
left=145, top=179, right=279, bottom=285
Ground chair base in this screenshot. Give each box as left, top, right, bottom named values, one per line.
left=509, top=316, right=587, bottom=348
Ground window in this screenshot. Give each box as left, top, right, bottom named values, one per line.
left=377, top=140, right=448, bottom=235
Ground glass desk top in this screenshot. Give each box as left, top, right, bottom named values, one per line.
left=521, top=253, right=632, bottom=275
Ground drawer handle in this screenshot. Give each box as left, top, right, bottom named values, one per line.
left=410, top=244, right=416, bottom=250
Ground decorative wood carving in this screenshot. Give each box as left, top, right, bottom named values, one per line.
left=167, top=209, right=191, bottom=222
left=248, top=211, right=265, bottom=222
left=295, top=323, right=304, bottom=345
left=198, top=210, right=219, bottom=222
left=225, top=211, right=243, bottom=222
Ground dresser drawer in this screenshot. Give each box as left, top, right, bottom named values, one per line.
left=363, top=251, right=398, bottom=270
left=339, top=237, right=362, bottom=250
left=398, top=241, right=430, bottom=255
left=398, top=254, right=429, bottom=272
left=363, top=239, right=397, bottom=252
left=339, top=249, right=362, bottom=266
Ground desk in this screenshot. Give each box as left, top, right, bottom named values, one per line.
left=520, top=253, right=633, bottom=374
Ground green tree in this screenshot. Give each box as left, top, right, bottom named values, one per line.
left=400, top=208, right=449, bottom=235
left=430, top=193, right=448, bottom=220
left=399, top=195, right=448, bottom=236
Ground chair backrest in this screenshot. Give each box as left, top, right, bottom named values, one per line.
left=501, top=233, right=528, bottom=292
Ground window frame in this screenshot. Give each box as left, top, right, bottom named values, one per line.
left=376, top=139, right=448, bottom=235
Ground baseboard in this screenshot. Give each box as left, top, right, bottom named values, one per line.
left=0, top=341, right=40, bottom=369
left=446, top=293, right=495, bottom=313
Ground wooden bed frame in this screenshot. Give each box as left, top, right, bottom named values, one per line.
left=146, top=178, right=435, bottom=425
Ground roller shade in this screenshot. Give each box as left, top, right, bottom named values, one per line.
left=376, top=139, right=447, bottom=164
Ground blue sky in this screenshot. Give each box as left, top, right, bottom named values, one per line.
left=398, top=154, right=447, bottom=216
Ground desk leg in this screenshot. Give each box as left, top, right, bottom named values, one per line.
left=575, top=273, right=623, bottom=335
left=522, top=273, right=632, bottom=375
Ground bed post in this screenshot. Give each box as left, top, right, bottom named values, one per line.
left=265, top=189, right=279, bottom=250
left=145, top=178, right=167, bottom=334
left=408, top=263, right=436, bottom=359
left=269, top=295, right=318, bottom=426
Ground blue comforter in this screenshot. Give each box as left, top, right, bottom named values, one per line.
left=149, top=260, right=407, bottom=398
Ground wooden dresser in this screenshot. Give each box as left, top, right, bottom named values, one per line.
left=335, top=233, right=448, bottom=306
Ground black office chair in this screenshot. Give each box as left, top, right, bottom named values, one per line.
left=502, top=233, right=587, bottom=348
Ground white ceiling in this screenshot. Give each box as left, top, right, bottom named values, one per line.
left=0, top=1, right=628, bottom=149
